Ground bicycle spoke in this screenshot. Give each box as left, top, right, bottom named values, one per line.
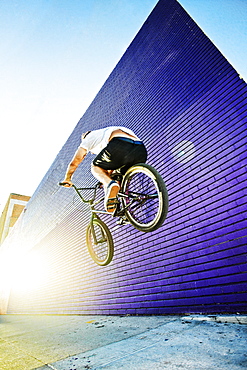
left=126, top=174, right=160, bottom=225
left=121, top=164, right=168, bottom=232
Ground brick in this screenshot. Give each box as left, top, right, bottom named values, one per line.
left=5, top=0, right=247, bottom=316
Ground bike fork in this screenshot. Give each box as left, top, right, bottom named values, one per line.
left=90, top=215, right=107, bottom=244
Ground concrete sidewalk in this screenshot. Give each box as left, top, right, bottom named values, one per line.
left=0, top=315, right=246, bottom=370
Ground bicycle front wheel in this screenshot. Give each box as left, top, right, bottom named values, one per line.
left=121, top=164, right=168, bottom=232
left=86, top=218, right=114, bottom=266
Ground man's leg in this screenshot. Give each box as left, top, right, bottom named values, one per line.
left=91, top=164, right=112, bottom=187
left=91, top=164, right=119, bottom=212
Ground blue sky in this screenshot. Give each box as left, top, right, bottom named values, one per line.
left=0, top=0, right=246, bottom=214
left=179, top=0, right=247, bottom=81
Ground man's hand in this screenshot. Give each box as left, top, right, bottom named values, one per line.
left=59, top=180, right=73, bottom=187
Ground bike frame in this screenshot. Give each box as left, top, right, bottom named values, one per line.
left=73, top=182, right=121, bottom=209
left=71, top=184, right=103, bottom=245
left=72, top=183, right=130, bottom=245
left=72, top=182, right=154, bottom=219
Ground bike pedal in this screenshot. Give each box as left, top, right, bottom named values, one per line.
left=107, top=198, right=119, bottom=211
left=116, top=218, right=130, bottom=225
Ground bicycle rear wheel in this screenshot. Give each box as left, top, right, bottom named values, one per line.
left=121, top=163, right=168, bottom=232
left=86, top=218, right=114, bottom=266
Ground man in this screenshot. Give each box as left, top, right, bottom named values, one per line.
left=61, top=126, right=147, bottom=212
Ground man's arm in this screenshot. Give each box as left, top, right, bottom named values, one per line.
left=61, top=147, right=87, bottom=187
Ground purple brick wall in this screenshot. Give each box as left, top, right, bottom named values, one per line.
left=6, top=0, right=247, bottom=314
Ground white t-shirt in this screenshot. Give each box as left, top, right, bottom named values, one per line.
left=79, top=126, right=140, bottom=154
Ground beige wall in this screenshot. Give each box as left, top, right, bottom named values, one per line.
left=0, top=193, right=30, bottom=245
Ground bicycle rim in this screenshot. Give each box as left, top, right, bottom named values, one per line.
left=121, top=164, right=168, bottom=232
left=86, top=218, right=114, bottom=266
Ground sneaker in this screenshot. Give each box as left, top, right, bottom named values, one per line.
left=104, top=181, right=120, bottom=212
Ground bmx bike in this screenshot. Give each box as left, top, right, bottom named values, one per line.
left=59, top=163, right=168, bottom=266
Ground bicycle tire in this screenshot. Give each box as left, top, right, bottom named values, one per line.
left=86, top=218, right=114, bottom=266
left=121, top=163, right=168, bottom=232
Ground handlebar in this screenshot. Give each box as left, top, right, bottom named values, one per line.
left=58, top=181, right=103, bottom=203
left=59, top=182, right=103, bottom=190
left=59, top=182, right=72, bottom=187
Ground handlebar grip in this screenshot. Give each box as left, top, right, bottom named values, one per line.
left=59, top=182, right=72, bottom=186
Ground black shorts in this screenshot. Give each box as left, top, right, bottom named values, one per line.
left=93, top=137, right=147, bottom=172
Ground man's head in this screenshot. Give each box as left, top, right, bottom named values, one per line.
left=82, top=131, right=91, bottom=140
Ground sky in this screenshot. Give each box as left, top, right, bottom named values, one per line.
left=0, top=0, right=246, bottom=215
